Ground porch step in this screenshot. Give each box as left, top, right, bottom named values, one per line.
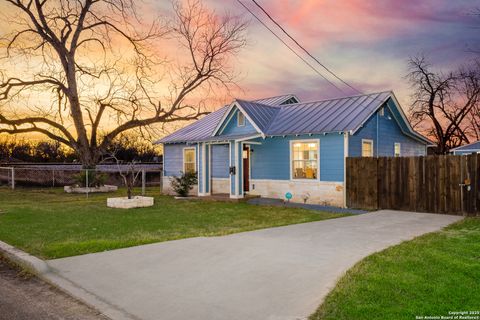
left=196, top=193, right=260, bottom=202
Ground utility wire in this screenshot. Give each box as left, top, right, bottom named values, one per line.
left=250, top=0, right=363, bottom=94
left=235, top=0, right=346, bottom=94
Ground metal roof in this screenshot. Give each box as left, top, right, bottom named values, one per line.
left=253, top=94, right=298, bottom=106
left=451, top=141, right=480, bottom=151
left=157, top=106, right=229, bottom=143
left=236, top=99, right=279, bottom=133
left=157, top=94, right=298, bottom=144
left=157, top=91, right=429, bottom=144
left=265, top=91, right=391, bottom=135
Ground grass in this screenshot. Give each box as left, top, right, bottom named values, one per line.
left=0, top=187, right=346, bottom=259
left=310, top=217, right=480, bottom=320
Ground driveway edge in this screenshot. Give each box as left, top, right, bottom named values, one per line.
left=0, top=240, right=138, bottom=320
left=0, top=240, right=50, bottom=275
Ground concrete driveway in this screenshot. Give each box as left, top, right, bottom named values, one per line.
left=47, top=210, right=461, bottom=320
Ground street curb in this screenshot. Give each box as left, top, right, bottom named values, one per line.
left=0, top=240, right=50, bottom=275
left=0, top=240, right=137, bottom=320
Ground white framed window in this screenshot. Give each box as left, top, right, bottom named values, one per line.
left=394, top=143, right=401, bottom=157
left=237, top=112, right=245, bottom=127
left=290, top=140, right=319, bottom=180
left=362, top=139, right=374, bottom=157
left=183, top=148, right=196, bottom=173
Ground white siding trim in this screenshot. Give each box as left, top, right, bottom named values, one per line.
left=216, top=108, right=237, bottom=135
left=163, top=145, right=167, bottom=177
left=289, top=138, right=320, bottom=181
left=212, top=101, right=236, bottom=136
left=236, top=141, right=240, bottom=197
left=196, top=143, right=200, bottom=196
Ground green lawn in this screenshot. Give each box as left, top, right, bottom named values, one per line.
left=310, top=217, right=480, bottom=320
left=0, top=187, right=345, bottom=259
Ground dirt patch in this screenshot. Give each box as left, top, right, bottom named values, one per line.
left=0, top=257, right=109, bottom=320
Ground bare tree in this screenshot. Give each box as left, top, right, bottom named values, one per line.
left=0, top=0, right=247, bottom=166
left=407, top=55, right=480, bottom=154
left=109, top=153, right=141, bottom=199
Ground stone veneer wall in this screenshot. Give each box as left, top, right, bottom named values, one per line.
left=248, top=179, right=344, bottom=207
left=162, top=177, right=229, bottom=196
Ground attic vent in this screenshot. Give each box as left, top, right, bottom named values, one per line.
left=238, top=112, right=245, bottom=126
left=379, top=107, right=385, bottom=116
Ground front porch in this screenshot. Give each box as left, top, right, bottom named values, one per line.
left=196, top=134, right=261, bottom=199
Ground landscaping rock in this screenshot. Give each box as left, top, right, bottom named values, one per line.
left=107, top=196, right=154, bottom=209
left=64, top=185, right=118, bottom=194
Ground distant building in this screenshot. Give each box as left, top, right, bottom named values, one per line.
left=451, top=141, right=480, bottom=155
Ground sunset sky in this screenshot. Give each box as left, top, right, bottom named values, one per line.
left=0, top=0, right=478, bottom=141
left=189, top=0, right=479, bottom=106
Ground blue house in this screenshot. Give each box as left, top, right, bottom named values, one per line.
left=157, top=91, right=431, bottom=206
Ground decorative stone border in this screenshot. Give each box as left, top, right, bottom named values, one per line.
left=107, top=196, right=154, bottom=209
left=64, top=185, right=118, bottom=194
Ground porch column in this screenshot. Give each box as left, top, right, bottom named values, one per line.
left=229, top=140, right=244, bottom=199
left=198, top=142, right=211, bottom=196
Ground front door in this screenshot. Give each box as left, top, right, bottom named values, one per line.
left=243, top=145, right=250, bottom=192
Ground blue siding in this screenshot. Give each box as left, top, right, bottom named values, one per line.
left=211, top=144, right=229, bottom=178
left=349, top=102, right=426, bottom=157
left=250, top=134, right=345, bottom=182
left=454, top=150, right=479, bottom=155
left=320, top=135, right=345, bottom=181
left=218, top=108, right=257, bottom=136
left=164, top=143, right=197, bottom=176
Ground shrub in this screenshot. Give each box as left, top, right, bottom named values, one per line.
left=73, top=170, right=107, bottom=187
left=170, top=172, right=197, bottom=197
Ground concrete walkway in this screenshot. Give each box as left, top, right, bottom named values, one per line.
left=47, top=210, right=462, bottom=320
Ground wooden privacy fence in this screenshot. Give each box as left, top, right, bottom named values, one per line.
left=346, top=155, right=479, bottom=215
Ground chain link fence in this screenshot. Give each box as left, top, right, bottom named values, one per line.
left=0, top=163, right=163, bottom=195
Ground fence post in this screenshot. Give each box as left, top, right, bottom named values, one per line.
left=142, top=169, right=146, bottom=196
left=85, top=169, right=89, bottom=199
left=11, top=167, right=15, bottom=190
left=159, top=170, right=163, bottom=194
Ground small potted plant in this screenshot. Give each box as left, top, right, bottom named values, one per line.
left=170, top=171, right=197, bottom=199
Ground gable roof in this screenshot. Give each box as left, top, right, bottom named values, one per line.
left=253, top=94, right=299, bottom=106
left=157, top=91, right=431, bottom=145
left=451, top=141, right=480, bottom=152
left=156, top=94, right=297, bottom=144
